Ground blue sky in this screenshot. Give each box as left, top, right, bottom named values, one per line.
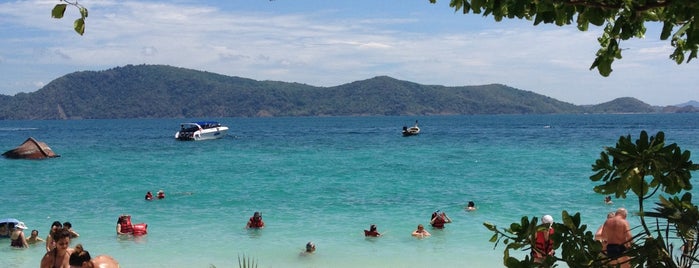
left=1, top=0, right=697, bottom=106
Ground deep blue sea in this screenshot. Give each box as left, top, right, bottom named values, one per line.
left=1, top=114, right=699, bottom=268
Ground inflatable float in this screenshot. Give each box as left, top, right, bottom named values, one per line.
left=118, top=215, right=147, bottom=236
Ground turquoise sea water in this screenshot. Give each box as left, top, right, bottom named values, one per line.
left=1, top=114, right=699, bottom=268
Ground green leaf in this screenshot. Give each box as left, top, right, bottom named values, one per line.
left=74, top=18, right=85, bottom=35
left=52, top=4, right=67, bottom=19
left=471, top=0, right=484, bottom=14
left=591, top=55, right=612, bottom=76
left=484, top=222, right=497, bottom=231
left=80, top=7, right=89, bottom=19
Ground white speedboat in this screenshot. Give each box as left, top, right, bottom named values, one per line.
left=402, top=120, right=420, bottom=136
left=175, top=121, right=228, bottom=141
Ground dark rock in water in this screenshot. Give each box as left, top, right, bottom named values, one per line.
left=2, top=137, right=60, bottom=159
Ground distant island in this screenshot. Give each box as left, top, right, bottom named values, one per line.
left=0, top=64, right=697, bottom=120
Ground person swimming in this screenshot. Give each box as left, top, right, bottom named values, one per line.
left=364, top=224, right=381, bottom=237
left=412, top=224, right=431, bottom=238
left=604, top=196, right=613, bottom=204
left=466, top=201, right=477, bottom=211
left=300, top=241, right=316, bottom=256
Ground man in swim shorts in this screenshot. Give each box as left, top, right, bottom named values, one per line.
left=601, top=208, right=633, bottom=268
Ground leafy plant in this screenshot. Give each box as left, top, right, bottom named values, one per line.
left=429, top=0, right=699, bottom=76
left=209, top=254, right=258, bottom=268
left=238, top=254, right=258, bottom=268
left=486, top=131, right=699, bottom=267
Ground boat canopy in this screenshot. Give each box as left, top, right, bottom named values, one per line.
left=194, top=121, right=222, bottom=128
left=180, top=121, right=222, bottom=128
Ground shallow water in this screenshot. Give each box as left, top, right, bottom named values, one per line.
left=1, top=114, right=698, bottom=267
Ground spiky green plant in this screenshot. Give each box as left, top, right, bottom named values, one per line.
left=208, top=254, right=258, bottom=268
left=238, top=254, right=258, bottom=268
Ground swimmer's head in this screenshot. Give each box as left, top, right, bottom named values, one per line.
left=542, top=215, right=554, bottom=226
left=306, top=242, right=316, bottom=252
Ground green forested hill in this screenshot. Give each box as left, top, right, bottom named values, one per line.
left=0, top=64, right=689, bottom=119
left=584, top=97, right=657, bottom=113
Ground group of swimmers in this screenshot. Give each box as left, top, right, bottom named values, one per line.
left=1, top=219, right=118, bottom=267
left=7, top=199, right=476, bottom=263
left=40, top=226, right=119, bottom=268
left=3, top=220, right=79, bottom=250
left=240, top=204, right=471, bottom=255
left=144, top=190, right=165, bottom=200
left=242, top=211, right=317, bottom=255
left=3, top=221, right=31, bottom=248
left=531, top=207, right=632, bottom=267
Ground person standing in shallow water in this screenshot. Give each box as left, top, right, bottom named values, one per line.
left=532, top=215, right=555, bottom=264
left=601, top=208, right=632, bottom=268
left=300, top=241, right=316, bottom=256
left=430, top=210, right=453, bottom=228
left=41, top=228, right=72, bottom=268
left=364, top=224, right=381, bottom=237
left=412, top=224, right=431, bottom=238
left=9, top=222, right=29, bottom=248
left=46, top=221, right=62, bottom=252
left=246, top=212, right=265, bottom=229
left=63, top=222, right=79, bottom=238
left=69, top=243, right=91, bottom=268
left=27, top=229, right=45, bottom=245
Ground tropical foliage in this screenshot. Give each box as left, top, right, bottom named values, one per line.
left=486, top=131, right=699, bottom=267
left=429, top=0, right=699, bottom=76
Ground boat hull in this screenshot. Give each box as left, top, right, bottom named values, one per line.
left=175, top=127, right=228, bottom=141
left=2, top=137, right=60, bottom=159
left=402, top=127, right=420, bottom=136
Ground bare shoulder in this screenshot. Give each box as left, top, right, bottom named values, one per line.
left=92, top=255, right=120, bottom=268
left=40, top=251, right=54, bottom=268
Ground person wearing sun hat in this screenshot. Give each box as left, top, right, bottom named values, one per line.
left=10, top=221, right=29, bottom=248
left=532, top=215, right=555, bottom=264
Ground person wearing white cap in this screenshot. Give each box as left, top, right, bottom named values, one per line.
left=532, top=215, right=554, bottom=264
left=10, top=221, right=29, bottom=248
